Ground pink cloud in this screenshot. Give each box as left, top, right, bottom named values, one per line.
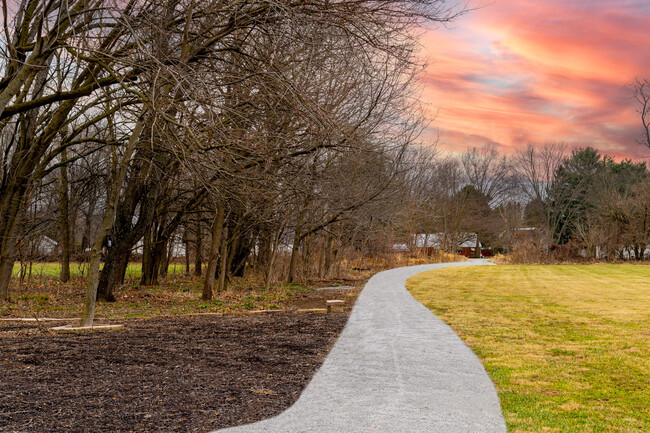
left=421, top=0, right=650, bottom=159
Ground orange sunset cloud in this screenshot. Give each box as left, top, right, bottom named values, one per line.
left=421, top=0, right=650, bottom=159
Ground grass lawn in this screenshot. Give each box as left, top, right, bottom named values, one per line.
left=12, top=261, right=189, bottom=278
left=406, top=264, right=650, bottom=433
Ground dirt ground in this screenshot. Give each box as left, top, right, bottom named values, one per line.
left=0, top=311, right=350, bottom=433
left=0, top=273, right=361, bottom=433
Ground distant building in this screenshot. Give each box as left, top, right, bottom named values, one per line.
left=33, top=235, right=59, bottom=257
left=403, top=233, right=490, bottom=258
left=457, top=234, right=490, bottom=258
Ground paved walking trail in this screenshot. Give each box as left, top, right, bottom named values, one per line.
left=216, top=260, right=507, bottom=433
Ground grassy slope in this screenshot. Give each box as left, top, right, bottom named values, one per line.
left=406, top=264, right=650, bottom=433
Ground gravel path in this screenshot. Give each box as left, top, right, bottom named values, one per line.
left=215, top=260, right=507, bottom=433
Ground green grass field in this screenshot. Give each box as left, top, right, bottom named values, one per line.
left=406, top=264, right=650, bottom=433
left=12, top=261, right=190, bottom=279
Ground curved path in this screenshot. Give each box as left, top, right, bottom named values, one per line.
left=216, top=260, right=507, bottom=433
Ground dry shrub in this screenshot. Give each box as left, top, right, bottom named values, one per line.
left=351, top=250, right=466, bottom=271
left=497, top=238, right=547, bottom=264
left=243, top=247, right=468, bottom=288
left=497, top=238, right=591, bottom=265
left=548, top=241, right=583, bottom=262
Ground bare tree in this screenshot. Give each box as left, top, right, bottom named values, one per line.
left=462, top=143, right=514, bottom=206
left=632, top=78, right=650, bottom=150
left=514, top=142, right=567, bottom=244
left=0, top=0, right=465, bottom=317
left=57, top=149, right=71, bottom=282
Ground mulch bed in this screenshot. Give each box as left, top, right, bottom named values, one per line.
left=0, top=312, right=348, bottom=432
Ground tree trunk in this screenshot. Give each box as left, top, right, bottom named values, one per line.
left=288, top=230, right=301, bottom=284
left=141, top=225, right=154, bottom=285
left=160, top=239, right=172, bottom=278
left=96, top=166, right=164, bottom=299
left=98, top=244, right=131, bottom=301
left=0, top=184, right=28, bottom=300
left=82, top=246, right=102, bottom=327
left=257, top=230, right=272, bottom=272
left=301, top=234, right=313, bottom=281
left=150, top=240, right=168, bottom=282
left=202, top=205, right=224, bottom=300
left=322, top=235, right=334, bottom=278
left=217, top=226, right=229, bottom=294
left=264, top=229, right=282, bottom=290
left=287, top=203, right=307, bottom=284
left=58, top=149, right=71, bottom=282
left=318, top=236, right=326, bottom=278
left=140, top=223, right=170, bottom=286
left=82, top=196, right=96, bottom=252
left=228, top=231, right=252, bottom=278
left=184, top=227, right=190, bottom=275
left=0, top=56, right=76, bottom=299
left=194, top=219, right=202, bottom=276
left=82, top=115, right=145, bottom=326
left=0, top=256, right=14, bottom=301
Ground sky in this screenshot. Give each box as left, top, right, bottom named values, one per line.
left=420, top=0, right=650, bottom=159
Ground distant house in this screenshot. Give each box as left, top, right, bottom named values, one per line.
left=409, top=233, right=446, bottom=256
left=457, top=234, right=490, bottom=258
left=35, top=235, right=59, bottom=257
left=407, top=233, right=490, bottom=258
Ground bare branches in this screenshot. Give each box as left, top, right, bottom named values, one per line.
left=0, top=0, right=467, bottom=301
left=461, top=143, right=514, bottom=206
left=632, top=77, right=650, bottom=150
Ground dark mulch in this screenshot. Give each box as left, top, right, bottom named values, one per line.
left=0, top=312, right=348, bottom=432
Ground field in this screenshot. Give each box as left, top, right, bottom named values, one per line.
left=406, top=264, right=650, bottom=433
left=11, top=261, right=188, bottom=279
